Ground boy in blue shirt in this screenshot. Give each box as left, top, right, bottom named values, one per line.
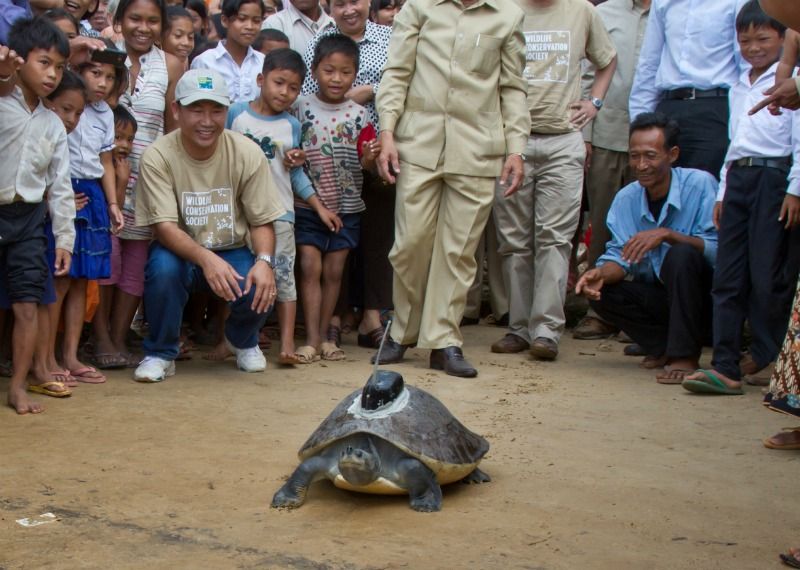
left=227, top=48, right=340, bottom=365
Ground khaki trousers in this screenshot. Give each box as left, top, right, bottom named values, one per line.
left=464, top=213, right=508, bottom=320
left=494, top=131, right=585, bottom=343
left=586, top=146, right=632, bottom=266
left=389, top=160, right=495, bottom=349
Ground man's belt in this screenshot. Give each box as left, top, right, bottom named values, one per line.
left=734, top=156, right=792, bottom=172
left=664, top=87, right=729, bottom=100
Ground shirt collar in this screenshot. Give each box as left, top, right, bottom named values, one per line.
left=332, top=20, right=384, bottom=44
left=286, top=0, right=333, bottom=27
left=739, top=60, right=779, bottom=87
left=436, top=0, right=498, bottom=10
left=638, top=168, right=682, bottom=222
left=216, top=41, right=261, bottom=63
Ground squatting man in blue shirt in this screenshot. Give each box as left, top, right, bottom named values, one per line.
left=574, top=112, right=718, bottom=384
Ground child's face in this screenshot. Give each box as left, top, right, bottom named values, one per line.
left=371, top=1, right=396, bottom=26
left=113, top=121, right=136, bottom=159
left=64, top=0, right=97, bottom=20
left=262, top=0, right=278, bottom=18
left=18, top=47, right=66, bottom=99
left=314, top=52, right=356, bottom=104
left=257, top=39, right=289, bottom=56
left=186, top=7, right=205, bottom=35
left=222, top=2, right=262, bottom=49
left=81, top=62, right=116, bottom=102
left=162, top=16, right=195, bottom=60
left=258, top=67, right=302, bottom=113
left=738, top=24, right=783, bottom=73
left=52, top=17, right=79, bottom=40
left=46, top=89, right=86, bottom=134
left=120, top=0, right=163, bottom=55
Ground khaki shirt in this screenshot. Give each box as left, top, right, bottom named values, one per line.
left=583, top=0, right=649, bottom=152
left=376, top=0, right=529, bottom=177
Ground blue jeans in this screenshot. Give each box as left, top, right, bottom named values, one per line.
left=143, top=243, right=270, bottom=360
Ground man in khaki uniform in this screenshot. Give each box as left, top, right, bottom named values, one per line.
left=374, top=0, right=530, bottom=377
left=490, top=0, right=616, bottom=360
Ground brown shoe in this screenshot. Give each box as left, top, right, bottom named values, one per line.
left=530, top=337, right=558, bottom=360
left=572, top=316, right=618, bottom=340
left=490, top=333, right=530, bottom=354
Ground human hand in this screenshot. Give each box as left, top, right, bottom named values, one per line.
left=54, top=248, right=72, bottom=277
left=201, top=252, right=244, bottom=302
left=575, top=268, right=604, bottom=301
left=622, top=228, right=670, bottom=264
left=315, top=206, right=343, bottom=233
left=283, top=148, right=305, bottom=169
left=779, top=194, right=800, bottom=229
left=108, top=203, right=124, bottom=234
left=345, top=84, right=375, bottom=105
left=749, top=77, right=800, bottom=116
left=377, top=130, right=400, bottom=184
left=568, top=100, right=598, bottom=129
left=499, top=154, right=524, bottom=197
left=68, top=36, right=107, bottom=67
left=713, top=201, right=723, bottom=230
left=74, top=192, right=89, bottom=211
left=0, top=45, right=23, bottom=78
left=114, top=155, right=131, bottom=188
left=243, top=260, right=276, bottom=314
left=361, top=138, right=381, bottom=163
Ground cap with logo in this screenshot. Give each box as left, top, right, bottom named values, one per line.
left=175, top=69, right=231, bottom=107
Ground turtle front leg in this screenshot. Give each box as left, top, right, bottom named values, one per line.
left=271, top=457, right=329, bottom=510
left=396, top=457, right=442, bottom=512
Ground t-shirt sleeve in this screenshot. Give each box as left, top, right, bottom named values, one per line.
left=226, top=101, right=247, bottom=130
left=134, top=146, right=181, bottom=227
left=238, top=144, right=286, bottom=226
left=585, top=6, right=616, bottom=69
left=100, top=108, right=115, bottom=154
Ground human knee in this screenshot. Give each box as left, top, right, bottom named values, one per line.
left=145, top=246, right=186, bottom=289
left=663, top=243, right=703, bottom=271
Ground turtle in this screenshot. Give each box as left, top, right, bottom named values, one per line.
left=271, top=370, right=491, bottom=512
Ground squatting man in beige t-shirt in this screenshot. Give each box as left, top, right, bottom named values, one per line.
left=132, top=69, right=286, bottom=383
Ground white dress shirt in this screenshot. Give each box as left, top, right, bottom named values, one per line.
left=68, top=100, right=115, bottom=180
left=629, top=0, right=747, bottom=119
left=0, top=87, right=76, bottom=251
left=261, top=1, right=335, bottom=56
left=718, top=63, right=800, bottom=200
left=191, top=41, right=265, bottom=104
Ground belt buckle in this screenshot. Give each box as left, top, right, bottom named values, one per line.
left=744, top=157, right=755, bottom=167
left=686, top=88, right=697, bottom=100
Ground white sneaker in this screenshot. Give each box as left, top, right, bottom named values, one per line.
left=225, top=338, right=266, bottom=372
left=133, top=356, right=175, bottom=383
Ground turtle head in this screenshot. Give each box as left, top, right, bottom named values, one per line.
left=361, top=370, right=404, bottom=411
left=338, top=439, right=381, bottom=486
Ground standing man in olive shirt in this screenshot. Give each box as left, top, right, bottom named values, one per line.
left=374, top=0, right=530, bottom=378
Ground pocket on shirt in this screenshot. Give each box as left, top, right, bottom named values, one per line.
left=23, top=137, right=56, bottom=176
left=468, top=34, right=502, bottom=77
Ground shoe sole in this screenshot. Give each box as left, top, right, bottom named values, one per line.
left=237, top=363, right=266, bottom=372
left=134, top=365, right=176, bottom=383
left=429, top=360, right=478, bottom=378
left=572, top=332, right=616, bottom=340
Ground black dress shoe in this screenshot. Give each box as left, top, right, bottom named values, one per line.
left=370, top=338, right=410, bottom=364
left=429, top=346, right=478, bottom=378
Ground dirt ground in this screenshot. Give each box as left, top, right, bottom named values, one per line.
left=0, top=323, right=797, bottom=570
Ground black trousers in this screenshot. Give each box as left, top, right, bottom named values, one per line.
left=711, top=165, right=800, bottom=379
left=591, top=243, right=713, bottom=359
left=656, top=97, right=729, bottom=180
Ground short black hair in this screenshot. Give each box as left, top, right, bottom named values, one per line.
left=46, top=69, right=86, bottom=102
left=114, top=0, right=167, bottom=30
left=184, top=0, right=207, bottom=20
left=221, top=0, right=264, bottom=19
left=629, top=112, right=680, bottom=150
left=262, top=47, right=306, bottom=82
left=209, top=13, right=226, bottom=39
left=312, top=33, right=359, bottom=71
left=113, top=104, right=138, bottom=132
left=43, top=8, right=80, bottom=35
left=8, top=16, right=70, bottom=60
left=736, top=0, right=786, bottom=35
left=369, top=0, right=394, bottom=15
left=165, top=5, right=193, bottom=32
left=253, top=28, right=289, bottom=50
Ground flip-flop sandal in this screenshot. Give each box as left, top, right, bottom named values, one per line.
left=294, top=345, right=319, bottom=364
left=320, top=341, right=346, bottom=361
left=278, top=352, right=301, bottom=366
left=763, top=428, right=800, bottom=450
left=69, top=366, right=107, bottom=384
left=656, top=368, right=693, bottom=385
left=681, top=369, right=743, bottom=395
left=52, top=370, right=78, bottom=388
left=357, top=326, right=385, bottom=349
left=768, top=396, right=800, bottom=418
left=639, top=354, right=667, bottom=369
left=780, top=549, right=800, bottom=568
left=90, top=352, right=129, bottom=370
left=27, top=381, right=72, bottom=398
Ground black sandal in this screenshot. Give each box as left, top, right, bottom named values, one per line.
left=326, top=324, right=342, bottom=347
left=357, top=326, right=385, bottom=349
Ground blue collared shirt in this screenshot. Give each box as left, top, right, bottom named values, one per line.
left=0, top=0, right=29, bottom=44
left=629, top=0, right=747, bottom=118
left=597, top=167, right=718, bottom=282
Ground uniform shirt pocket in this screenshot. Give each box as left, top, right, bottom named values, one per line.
left=22, top=137, right=56, bottom=176
left=468, top=34, right=502, bottom=77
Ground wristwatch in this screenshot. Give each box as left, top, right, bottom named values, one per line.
left=589, top=96, right=604, bottom=110
left=255, top=254, right=276, bottom=269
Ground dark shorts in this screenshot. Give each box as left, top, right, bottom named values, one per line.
left=294, top=208, right=361, bottom=253
left=0, top=201, right=50, bottom=306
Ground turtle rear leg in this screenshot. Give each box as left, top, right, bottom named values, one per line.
left=461, top=467, right=491, bottom=485
left=396, top=457, right=442, bottom=512
left=271, top=457, right=329, bottom=509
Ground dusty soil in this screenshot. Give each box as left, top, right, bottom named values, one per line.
left=0, top=324, right=797, bottom=569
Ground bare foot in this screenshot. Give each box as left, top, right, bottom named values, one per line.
left=764, top=430, right=800, bottom=449
left=278, top=352, right=301, bottom=365
left=683, top=368, right=741, bottom=389
left=31, top=363, right=76, bottom=388
left=655, top=367, right=693, bottom=384
left=204, top=341, right=232, bottom=361
left=740, top=353, right=763, bottom=376
left=8, top=386, right=44, bottom=414
left=639, top=354, right=667, bottom=369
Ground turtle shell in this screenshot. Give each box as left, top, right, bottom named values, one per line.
left=299, top=386, right=489, bottom=484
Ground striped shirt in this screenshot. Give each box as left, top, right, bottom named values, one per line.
left=119, top=44, right=168, bottom=240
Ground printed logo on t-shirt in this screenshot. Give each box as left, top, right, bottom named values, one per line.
left=524, top=31, right=570, bottom=83
left=181, top=187, right=235, bottom=248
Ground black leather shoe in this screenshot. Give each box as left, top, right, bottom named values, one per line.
left=429, top=346, right=478, bottom=378
left=370, top=338, right=410, bottom=364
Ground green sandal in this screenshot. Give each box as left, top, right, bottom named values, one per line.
left=681, top=369, right=743, bottom=396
